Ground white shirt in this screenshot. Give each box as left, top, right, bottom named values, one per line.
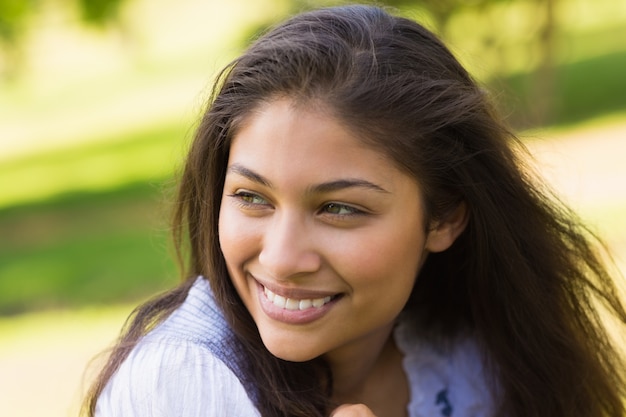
left=96, top=278, right=494, bottom=416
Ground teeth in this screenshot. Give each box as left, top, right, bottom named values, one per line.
left=285, top=298, right=299, bottom=310
left=264, top=286, right=333, bottom=310
left=313, top=297, right=325, bottom=308
left=273, top=294, right=286, bottom=309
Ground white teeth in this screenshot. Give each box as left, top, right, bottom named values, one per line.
left=263, top=286, right=333, bottom=310
left=273, top=294, right=286, bottom=308
left=285, top=298, right=300, bottom=310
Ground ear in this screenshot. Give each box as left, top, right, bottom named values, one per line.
left=425, top=202, right=468, bottom=253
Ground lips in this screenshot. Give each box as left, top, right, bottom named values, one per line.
left=263, top=286, right=333, bottom=310
left=254, top=279, right=341, bottom=324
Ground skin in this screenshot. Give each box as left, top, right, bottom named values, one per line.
left=331, top=404, right=379, bottom=417
left=218, top=98, right=467, bottom=416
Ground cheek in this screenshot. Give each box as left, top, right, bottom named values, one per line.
left=218, top=206, right=259, bottom=305
left=329, top=225, right=425, bottom=292
left=218, top=203, right=267, bottom=276
left=363, top=244, right=422, bottom=287
left=217, top=203, right=232, bottom=259
left=218, top=204, right=249, bottom=269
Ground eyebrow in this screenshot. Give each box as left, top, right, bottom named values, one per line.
left=309, top=179, right=389, bottom=194
left=226, top=163, right=390, bottom=194
left=227, top=164, right=272, bottom=187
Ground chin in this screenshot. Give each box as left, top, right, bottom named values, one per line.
left=261, top=335, right=322, bottom=362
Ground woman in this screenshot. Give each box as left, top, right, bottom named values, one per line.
left=84, top=5, right=626, bottom=417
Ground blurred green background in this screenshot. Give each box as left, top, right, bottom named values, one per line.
left=0, top=0, right=625, bottom=416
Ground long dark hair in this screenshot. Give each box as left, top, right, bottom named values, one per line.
left=84, top=5, right=626, bottom=417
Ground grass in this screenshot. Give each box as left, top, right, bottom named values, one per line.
left=0, top=181, right=179, bottom=315
left=0, top=122, right=191, bottom=314
left=0, top=122, right=191, bottom=207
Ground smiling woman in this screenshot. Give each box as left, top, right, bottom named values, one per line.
left=219, top=99, right=449, bottom=365
left=83, top=5, right=626, bottom=417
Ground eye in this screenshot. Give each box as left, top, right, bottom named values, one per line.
left=322, top=203, right=362, bottom=216
left=229, top=191, right=270, bottom=207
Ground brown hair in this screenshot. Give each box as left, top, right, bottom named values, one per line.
left=84, top=5, right=626, bottom=417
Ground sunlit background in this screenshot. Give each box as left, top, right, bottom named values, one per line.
left=0, top=0, right=625, bottom=416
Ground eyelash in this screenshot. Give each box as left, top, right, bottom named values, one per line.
left=320, top=202, right=364, bottom=218
left=229, top=192, right=365, bottom=218
left=229, top=191, right=269, bottom=208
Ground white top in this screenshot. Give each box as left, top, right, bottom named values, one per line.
left=96, top=278, right=494, bottom=416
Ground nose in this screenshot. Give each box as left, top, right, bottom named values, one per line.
left=258, top=211, right=321, bottom=280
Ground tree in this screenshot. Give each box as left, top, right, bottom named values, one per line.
left=76, top=0, right=125, bottom=26
left=0, top=0, right=129, bottom=79
left=284, top=1, right=560, bottom=127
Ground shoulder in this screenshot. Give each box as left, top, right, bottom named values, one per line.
left=96, top=336, right=259, bottom=417
left=95, top=277, right=260, bottom=417
left=395, top=318, right=496, bottom=417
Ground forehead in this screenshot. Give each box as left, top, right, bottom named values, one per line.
left=229, top=99, right=389, bottom=172
left=225, top=99, right=422, bottom=198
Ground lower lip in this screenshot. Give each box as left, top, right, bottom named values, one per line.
left=256, top=282, right=338, bottom=325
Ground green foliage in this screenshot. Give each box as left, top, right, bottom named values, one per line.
left=292, top=0, right=514, bottom=30
left=0, top=0, right=129, bottom=77
left=499, top=49, right=626, bottom=128
left=0, top=0, right=126, bottom=45
left=387, top=0, right=511, bottom=27
left=0, top=0, right=36, bottom=42
left=77, top=0, right=124, bottom=25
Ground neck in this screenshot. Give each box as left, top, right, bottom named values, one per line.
left=326, top=323, right=398, bottom=405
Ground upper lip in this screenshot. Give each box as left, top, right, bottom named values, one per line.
left=250, top=274, right=340, bottom=299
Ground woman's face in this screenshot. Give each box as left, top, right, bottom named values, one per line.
left=218, top=99, right=437, bottom=362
